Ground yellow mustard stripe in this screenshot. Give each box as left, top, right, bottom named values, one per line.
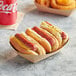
left=12, top=37, right=30, bottom=50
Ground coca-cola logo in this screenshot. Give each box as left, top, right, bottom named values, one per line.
left=0, top=0, right=17, bottom=14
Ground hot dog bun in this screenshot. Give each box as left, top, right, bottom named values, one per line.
left=10, top=36, right=38, bottom=55
left=40, top=21, right=62, bottom=46
left=40, top=21, right=69, bottom=46
left=32, top=26, right=59, bottom=51
left=10, top=33, right=46, bottom=55
left=10, top=21, right=69, bottom=55
left=26, top=28, right=52, bottom=53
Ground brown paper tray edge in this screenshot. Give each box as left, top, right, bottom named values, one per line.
left=34, top=1, right=73, bottom=16
left=10, top=39, right=69, bottom=63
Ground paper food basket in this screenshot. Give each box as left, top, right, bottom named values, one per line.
left=10, top=40, right=68, bottom=63
left=34, top=1, right=73, bottom=16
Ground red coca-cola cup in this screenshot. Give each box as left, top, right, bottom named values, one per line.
left=0, top=0, right=17, bottom=25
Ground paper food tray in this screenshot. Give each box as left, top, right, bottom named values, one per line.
left=35, top=1, right=73, bottom=16
left=18, top=49, right=61, bottom=63
left=10, top=39, right=69, bottom=63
